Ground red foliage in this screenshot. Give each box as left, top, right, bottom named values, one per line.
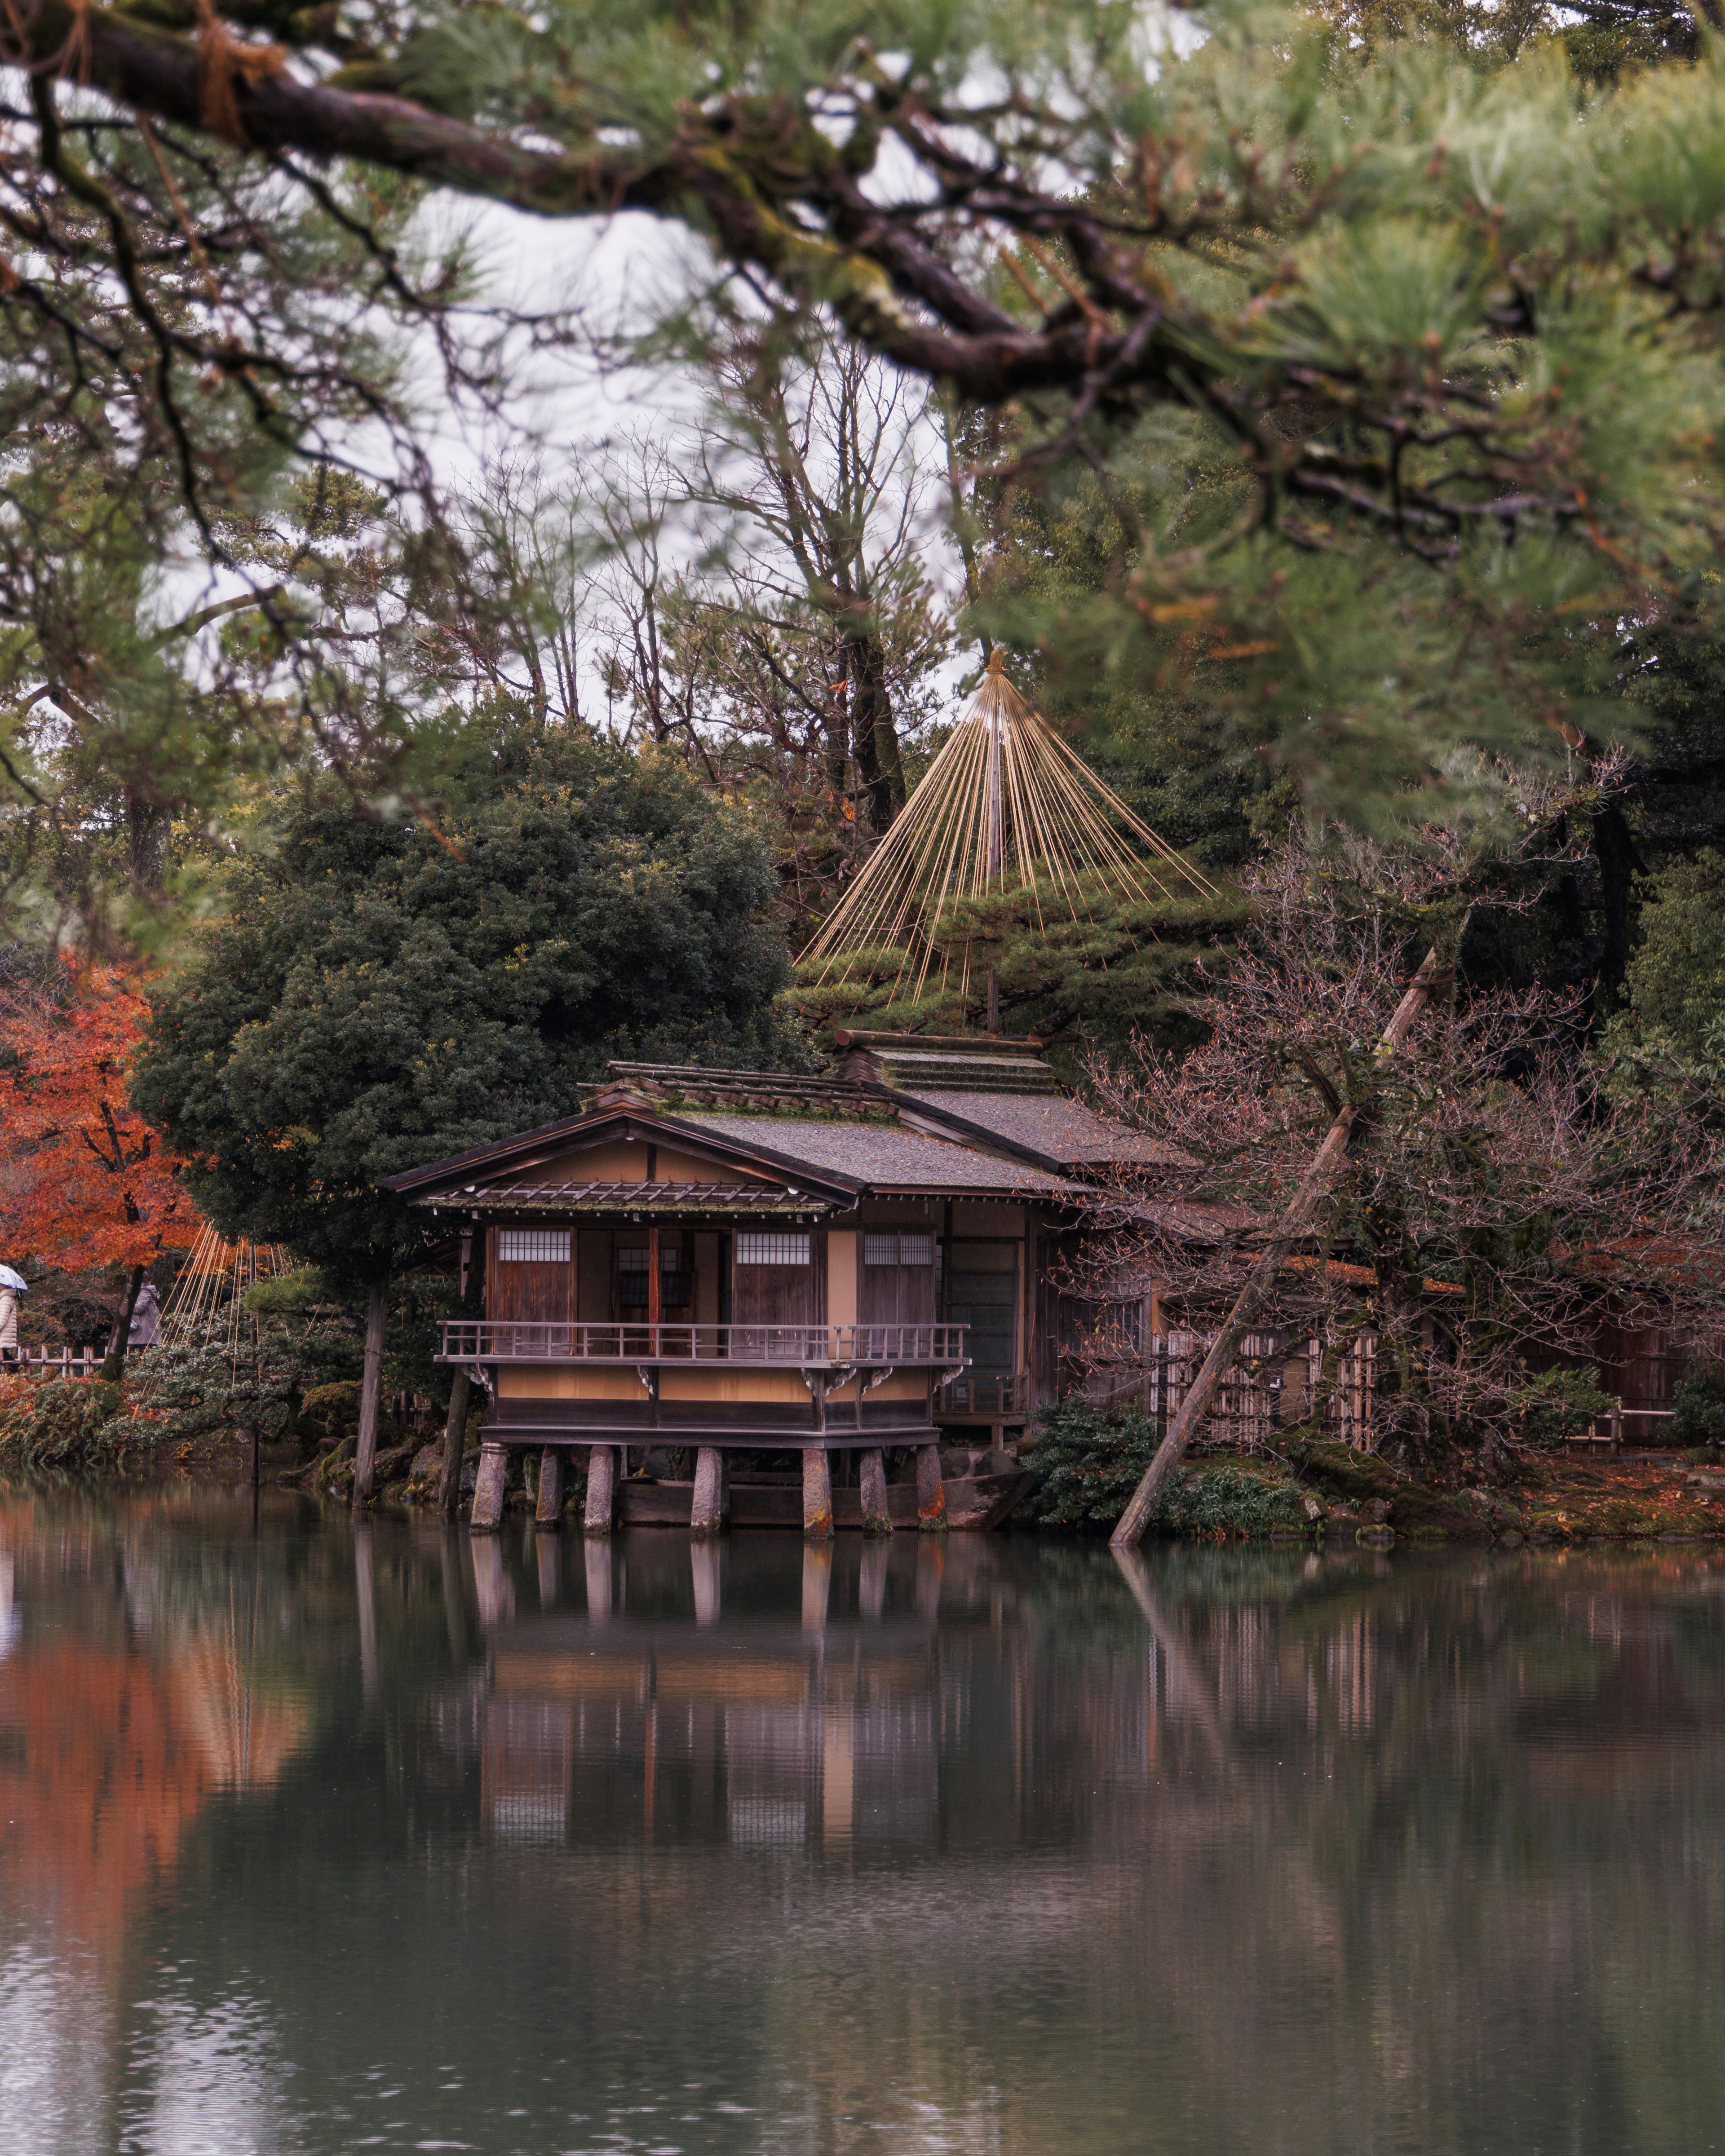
left=0, top=962, right=196, bottom=1272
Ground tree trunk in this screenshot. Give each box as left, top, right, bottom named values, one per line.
left=100, top=1263, right=148, bottom=1382
left=437, top=1368, right=470, bottom=1518
left=1110, top=947, right=1447, bottom=1551
left=845, top=632, right=906, bottom=834
left=351, top=1279, right=388, bottom=1510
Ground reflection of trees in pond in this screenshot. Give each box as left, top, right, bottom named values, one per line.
left=4, top=1497, right=1725, bottom=2155
left=0, top=1498, right=310, bottom=1962
left=453, top=1536, right=1725, bottom=2151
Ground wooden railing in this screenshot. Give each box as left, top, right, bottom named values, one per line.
left=940, top=1372, right=1029, bottom=1416
left=440, top=1321, right=969, bottom=1368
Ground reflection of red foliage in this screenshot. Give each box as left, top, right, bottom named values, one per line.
left=0, top=1647, right=213, bottom=1952
left=0, top=1638, right=305, bottom=1958
left=0, top=961, right=195, bottom=1270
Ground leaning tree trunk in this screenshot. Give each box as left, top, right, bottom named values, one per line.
left=436, top=1369, right=470, bottom=1518
left=100, top=1263, right=148, bottom=1382
left=351, top=1280, right=389, bottom=1510
left=1110, top=948, right=1446, bottom=1551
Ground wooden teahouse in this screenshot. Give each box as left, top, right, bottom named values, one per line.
left=385, top=1034, right=1185, bottom=1536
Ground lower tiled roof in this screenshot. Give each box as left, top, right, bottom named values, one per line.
left=418, top=1181, right=828, bottom=1216
left=905, top=1090, right=1196, bottom=1171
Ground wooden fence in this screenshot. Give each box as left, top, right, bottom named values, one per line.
left=1, top=1346, right=102, bottom=1380
left=1078, top=1330, right=1380, bottom=1452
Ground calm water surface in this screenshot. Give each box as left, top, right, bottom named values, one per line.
left=1, top=1490, right=1722, bottom=2156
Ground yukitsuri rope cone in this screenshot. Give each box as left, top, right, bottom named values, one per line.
left=800, top=649, right=1216, bottom=1015
left=131, top=1222, right=292, bottom=1391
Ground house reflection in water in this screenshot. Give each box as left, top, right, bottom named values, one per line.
left=472, top=1536, right=958, bottom=1856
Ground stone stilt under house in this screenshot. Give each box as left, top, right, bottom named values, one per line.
left=859, top=1447, right=892, bottom=1537
left=690, top=1446, right=728, bottom=1539
left=916, top=1443, right=948, bottom=1532
left=584, top=1443, right=616, bottom=1538
left=470, top=1443, right=508, bottom=1532
left=802, top=1446, right=833, bottom=1543
left=534, top=1446, right=563, bottom=1530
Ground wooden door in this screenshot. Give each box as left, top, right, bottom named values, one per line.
left=945, top=1240, right=1019, bottom=1378
left=858, top=1227, right=937, bottom=1349
left=732, top=1228, right=823, bottom=1350
left=490, top=1226, right=574, bottom=1340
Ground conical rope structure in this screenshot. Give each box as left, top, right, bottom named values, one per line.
left=131, top=1222, right=293, bottom=1392
left=800, top=649, right=1217, bottom=1012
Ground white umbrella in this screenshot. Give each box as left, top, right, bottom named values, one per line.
left=0, top=1265, right=28, bottom=1294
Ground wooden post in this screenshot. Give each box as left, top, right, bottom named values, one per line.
left=584, top=1442, right=617, bottom=1537
left=916, top=1442, right=947, bottom=1532
left=351, top=1278, right=389, bottom=1510
left=534, top=1446, right=563, bottom=1530
left=469, top=1441, right=509, bottom=1532
left=437, top=1369, right=470, bottom=1518
left=690, top=1446, right=728, bottom=1539
left=859, top=1447, right=892, bottom=1537
left=802, top=1445, right=834, bottom=1542
left=1610, top=1404, right=1622, bottom=1459
left=1111, top=946, right=1448, bottom=1551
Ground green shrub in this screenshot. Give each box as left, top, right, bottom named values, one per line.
left=1673, top=1364, right=1725, bottom=1449
left=1022, top=1401, right=1307, bottom=1538
left=299, top=1380, right=361, bottom=1445
left=243, top=1267, right=334, bottom=1317
left=1293, top=1438, right=1398, bottom=1505
left=1154, top=1463, right=1308, bottom=1540
left=1508, top=1366, right=1615, bottom=1447
left=1022, top=1401, right=1158, bottom=1530
left=0, top=1378, right=128, bottom=1470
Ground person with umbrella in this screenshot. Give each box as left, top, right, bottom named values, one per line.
left=0, top=1264, right=25, bottom=1367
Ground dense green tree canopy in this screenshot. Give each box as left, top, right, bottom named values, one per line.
left=132, top=725, right=803, bottom=1281
left=17, top=0, right=1725, bottom=864
left=1618, top=850, right=1725, bottom=1060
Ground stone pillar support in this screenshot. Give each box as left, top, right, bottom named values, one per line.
left=534, top=1446, right=563, bottom=1531
left=802, top=1445, right=834, bottom=1543
left=858, top=1447, right=892, bottom=1537
left=470, top=1442, right=508, bottom=1532
left=690, top=1446, right=728, bottom=1539
left=916, top=1442, right=948, bottom=1533
left=584, top=1443, right=617, bottom=1538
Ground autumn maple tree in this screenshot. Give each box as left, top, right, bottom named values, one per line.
left=0, top=962, right=195, bottom=1375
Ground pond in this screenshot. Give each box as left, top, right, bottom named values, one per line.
left=1, top=1492, right=1722, bottom=2156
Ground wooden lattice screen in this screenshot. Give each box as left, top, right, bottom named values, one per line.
left=1071, top=1322, right=1380, bottom=1451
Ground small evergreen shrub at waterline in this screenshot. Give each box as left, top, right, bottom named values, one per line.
left=1023, top=1401, right=1308, bottom=1538
left=1673, top=1365, right=1725, bottom=1451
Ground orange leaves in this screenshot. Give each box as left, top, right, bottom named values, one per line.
left=0, top=962, right=197, bottom=1273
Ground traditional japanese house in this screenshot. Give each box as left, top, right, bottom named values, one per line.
left=384, top=1033, right=1189, bottom=1535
